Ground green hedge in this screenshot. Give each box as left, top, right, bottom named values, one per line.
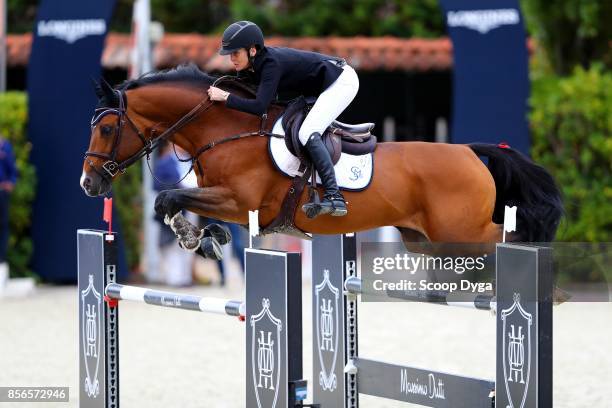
left=113, top=162, right=143, bottom=272
left=0, top=92, right=36, bottom=278
left=530, top=65, right=612, bottom=242
left=228, top=0, right=444, bottom=37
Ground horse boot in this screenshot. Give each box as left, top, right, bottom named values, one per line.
left=301, top=132, right=348, bottom=218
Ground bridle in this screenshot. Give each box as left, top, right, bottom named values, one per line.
left=85, top=78, right=286, bottom=188
left=85, top=88, right=214, bottom=183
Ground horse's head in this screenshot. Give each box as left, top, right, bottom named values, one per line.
left=81, top=65, right=269, bottom=197
left=81, top=80, right=150, bottom=196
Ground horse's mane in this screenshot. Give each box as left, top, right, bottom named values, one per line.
left=120, top=63, right=218, bottom=91
left=97, top=63, right=257, bottom=108
left=120, top=63, right=257, bottom=96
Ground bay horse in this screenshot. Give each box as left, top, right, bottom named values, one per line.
left=81, top=65, right=563, bottom=259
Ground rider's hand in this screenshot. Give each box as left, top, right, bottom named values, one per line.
left=207, top=86, right=230, bottom=102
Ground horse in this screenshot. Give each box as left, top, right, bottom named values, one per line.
left=81, top=65, right=563, bottom=259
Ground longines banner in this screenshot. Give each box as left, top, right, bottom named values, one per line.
left=27, top=0, right=126, bottom=282
left=439, top=0, right=531, bottom=154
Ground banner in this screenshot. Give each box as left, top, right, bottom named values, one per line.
left=27, top=0, right=126, bottom=282
left=439, top=0, right=531, bottom=154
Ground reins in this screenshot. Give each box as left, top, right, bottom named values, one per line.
left=151, top=114, right=283, bottom=188
left=85, top=80, right=284, bottom=188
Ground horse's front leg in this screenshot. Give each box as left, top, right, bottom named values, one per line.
left=154, top=187, right=234, bottom=260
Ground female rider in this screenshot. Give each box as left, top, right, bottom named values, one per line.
left=207, top=21, right=359, bottom=218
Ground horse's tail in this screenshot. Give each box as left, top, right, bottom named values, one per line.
left=468, top=143, right=563, bottom=242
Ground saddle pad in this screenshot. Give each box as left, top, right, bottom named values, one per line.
left=268, top=116, right=374, bottom=191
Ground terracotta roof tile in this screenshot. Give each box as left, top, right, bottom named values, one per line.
left=103, top=33, right=131, bottom=68
left=6, top=33, right=535, bottom=72
left=7, top=33, right=32, bottom=67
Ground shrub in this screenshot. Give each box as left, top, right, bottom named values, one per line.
left=0, top=92, right=36, bottom=277
left=113, top=162, right=143, bottom=272
left=530, top=65, right=612, bottom=242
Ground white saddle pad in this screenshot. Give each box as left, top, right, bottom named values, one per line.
left=268, top=116, right=374, bottom=191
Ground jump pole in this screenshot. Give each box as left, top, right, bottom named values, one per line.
left=78, top=229, right=305, bottom=408
left=104, top=283, right=245, bottom=316
left=311, top=233, right=553, bottom=408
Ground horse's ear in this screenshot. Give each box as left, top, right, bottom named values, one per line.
left=92, top=77, right=104, bottom=98
left=100, top=78, right=114, bottom=96
left=98, top=77, right=119, bottom=106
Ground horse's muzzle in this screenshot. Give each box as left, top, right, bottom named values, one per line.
left=80, top=171, right=111, bottom=197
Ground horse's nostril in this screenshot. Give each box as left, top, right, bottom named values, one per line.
left=83, top=177, right=91, bottom=189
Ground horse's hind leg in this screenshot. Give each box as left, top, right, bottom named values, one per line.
left=397, top=224, right=500, bottom=256
left=397, top=227, right=433, bottom=253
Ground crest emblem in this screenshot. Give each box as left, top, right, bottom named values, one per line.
left=81, top=274, right=102, bottom=398
left=501, top=293, right=533, bottom=408
left=315, top=269, right=340, bottom=391
left=250, top=298, right=283, bottom=408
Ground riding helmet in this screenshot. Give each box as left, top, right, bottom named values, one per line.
left=219, top=21, right=264, bottom=55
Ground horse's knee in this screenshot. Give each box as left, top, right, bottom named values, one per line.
left=154, top=192, right=167, bottom=216
left=154, top=190, right=180, bottom=218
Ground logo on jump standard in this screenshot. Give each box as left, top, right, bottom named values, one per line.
left=250, top=298, right=283, bottom=408
left=501, top=293, right=533, bottom=408
left=315, top=269, right=341, bottom=392
left=81, top=275, right=102, bottom=399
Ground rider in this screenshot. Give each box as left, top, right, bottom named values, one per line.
left=207, top=21, right=359, bottom=217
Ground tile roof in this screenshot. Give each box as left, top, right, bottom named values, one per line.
left=7, top=33, right=454, bottom=72
left=7, top=33, right=32, bottom=67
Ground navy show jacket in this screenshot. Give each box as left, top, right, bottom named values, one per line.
left=226, top=46, right=345, bottom=116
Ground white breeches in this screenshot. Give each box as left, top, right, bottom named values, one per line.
left=298, top=64, right=359, bottom=145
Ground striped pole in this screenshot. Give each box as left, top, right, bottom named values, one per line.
left=105, top=283, right=245, bottom=317
left=344, top=276, right=496, bottom=313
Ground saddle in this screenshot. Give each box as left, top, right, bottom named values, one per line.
left=258, top=96, right=378, bottom=238
left=215, top=76, right=377, bottom=238
left=281, top=96, right=377, bottom=164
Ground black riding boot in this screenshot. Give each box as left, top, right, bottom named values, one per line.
left=301, top=133, right=348, bottom=217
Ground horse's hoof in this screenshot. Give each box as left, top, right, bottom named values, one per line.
left=203, top=223, right=232, bottom=245
left=197, top=237, right=223, bottom=260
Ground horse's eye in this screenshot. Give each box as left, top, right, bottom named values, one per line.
left=100, top=125, right=113, bottom=136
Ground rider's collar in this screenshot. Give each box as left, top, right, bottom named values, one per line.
left=251, top=46, right=268, bottom=72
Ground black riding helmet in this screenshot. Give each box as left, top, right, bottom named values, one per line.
left=219, top=21, right=264, bottom=55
